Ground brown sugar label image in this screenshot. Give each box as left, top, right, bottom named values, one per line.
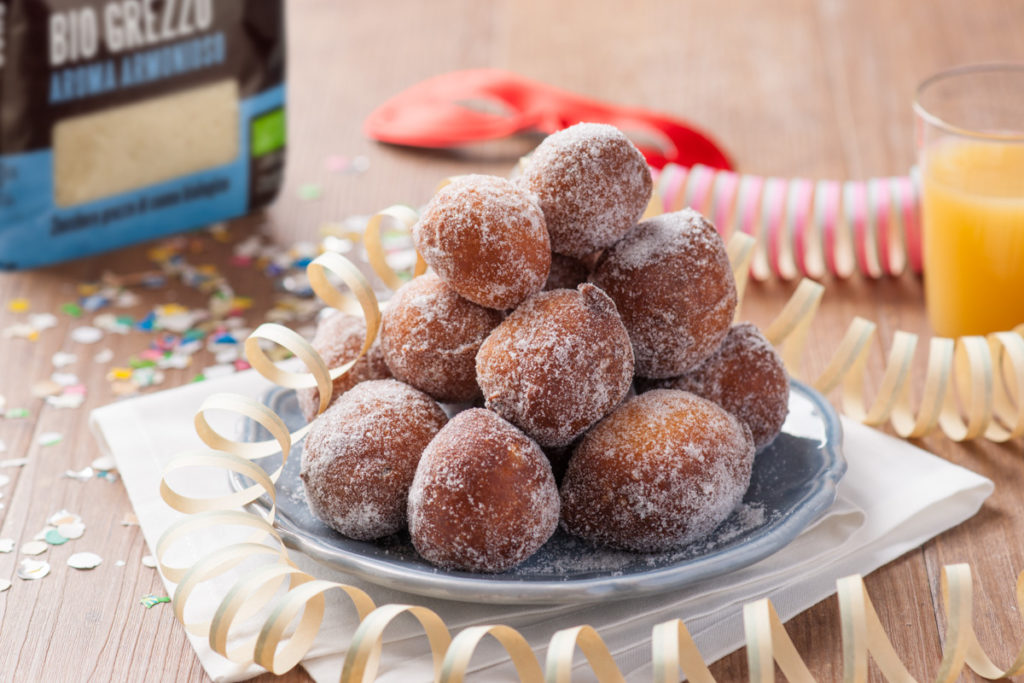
left=52, top=79, right=239, bottom=207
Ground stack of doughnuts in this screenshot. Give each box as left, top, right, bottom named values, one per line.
left=300, top=123, right=789, bottom=572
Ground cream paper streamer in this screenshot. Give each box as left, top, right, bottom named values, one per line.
left=156, top=196, right=1024, bottom=681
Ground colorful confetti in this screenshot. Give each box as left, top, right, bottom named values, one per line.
left=0, top=539, right=14, bottom=553
left=0, top=579, right=10, bottom=592
left=140, top=594, right=170, bottom=608
left=67, top=552, right=103, bottom=570
left=7, top=298, right=29, bottom=313
left=141, top=555, right=157, bottom=568
left=43, top=529, right=68, bottom=546
left=60, top=302, right=83, bottom=317
left=63, top=467, right=94, bottom=482
left=17, top=559, right=50, bottom=580
left=20, top=541, right=47, bottom=556
left=57, top=522, right=85, bottom=540
left=48, top=510, right=80, bottom=526
left=51, top=352, right=77, bottom=368
left=93, top=348, right=114, bottom=364
left=0, top=458, right=28, bottom=468
left=37, top=432, right=63, bottom=447
left=4, top=409, right=29, bottom=419
left=70, top=326, right=103, bottom=344
left=298, top=183, right=323, bottom=200
left=90, top=455, right=116, bottom=471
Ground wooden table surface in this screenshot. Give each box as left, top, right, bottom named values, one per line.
left=2, top=1, right=1024, bottom=680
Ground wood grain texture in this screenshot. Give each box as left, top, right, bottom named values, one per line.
left=2, top=1, right=1024, bottom=681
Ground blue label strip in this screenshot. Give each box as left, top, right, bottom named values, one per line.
left=0, top=84, right=284, bottom=270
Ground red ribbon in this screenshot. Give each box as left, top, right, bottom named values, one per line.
left=364, top=69, right=733, bottom=171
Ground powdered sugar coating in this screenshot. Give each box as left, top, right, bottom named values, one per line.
left=591, top=209, right=737, bottom=378
left=476, top=284, right=634, bottom=448
left=408, top=409, right=559, bottom=572
left=380, top=274, right=503, bottom=403
left=413, top=175, right=550, bottom=309
left=300, top=379, right=448, bottom=540
left=519, top=123, right=653, bottom=258
left=544, top=253, right=590, bottom=291
left=296, top=311, right=392, bottom=423
left=654, top=324, right=789, bottom=450
left=561, top=389, right=755, bottom=552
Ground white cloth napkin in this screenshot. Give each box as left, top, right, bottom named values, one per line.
left=90, top=369, right=993, bottom=682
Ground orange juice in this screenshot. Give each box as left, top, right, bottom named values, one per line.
left=921, top=139, right=1024, bottom=337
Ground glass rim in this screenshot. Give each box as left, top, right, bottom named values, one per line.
left=914, top=62, right=1024, bottom=142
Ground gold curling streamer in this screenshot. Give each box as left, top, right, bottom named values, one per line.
left=155, top=199, right=1024, bottom=680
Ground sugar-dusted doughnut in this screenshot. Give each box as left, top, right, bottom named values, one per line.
left=476, top=284, right=634, bottom=448
left=561, top=389, right=755, bottom=552
left=655, top=323, right=788, bottom=450
left=519, top=122, right=652, bottom=258
left=413, top=174, right=550, bottom=309
left=300, top=379, right=447, bottom=540
left=590, top=209, right=737, bottom=378
left=408, top=408, right=559, bottom=572
left=380, top=273, right=503, bottom=403
left=296, top=311, right=391, bottom=423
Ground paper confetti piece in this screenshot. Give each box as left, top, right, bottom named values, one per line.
left=57, top=522, right=84, bottom=540
left=70, top=326, right=103, bottom=344
left=67, top=552, right=102, bottom=570
left=115, top=560, right=126, bottom=567
left=0, top=458, right=27, bottom=468
left=60, top=302, right=83, bottom=317
left=7, top=298, right=29, bottom=313
left=0, top=539, right=14, bottom=553
left=31, top=380, right=62, bottom=398
left=50, top=372, right=79, bottom=387
left=46, top=393, right=85, bottom=409
left=51, top=352, right=77, bottom=368
left=93, top=348, right=114, bottom=363
left=1, top=323, right=38, bottom=340
left=0, top=474, right=9, bottom=487
left=28, top=313, right=57, bottom=330
left=0, top=579, right=10, bottom=592
left=298, top=183, right=323, bottom=200
left=141, top=555, right=157, bottom=568
left=17, top=559, right=50, bottom=580
left=20, top=541, right=47, bottom=556
left=63, top=467, right=93, bottom=481
left=90, top=455, right=116, bottom=471
left=4, top=408, right=29, bottom=419
left=43, top=529, right=68, bottom=546
left=48, top=510, right=80, bottom=526
left=140, top=594, right=170, bottom=608
left=37, top=433, right=63, bottom=447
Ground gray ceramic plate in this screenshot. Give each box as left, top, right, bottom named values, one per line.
left=232, top=380, right=844, bottom=604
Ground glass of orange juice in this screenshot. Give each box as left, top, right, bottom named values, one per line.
left=916, top=63, right=1024, bottom=337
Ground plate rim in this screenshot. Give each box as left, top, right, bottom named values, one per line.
left=232, top=379, right=845, bottom=604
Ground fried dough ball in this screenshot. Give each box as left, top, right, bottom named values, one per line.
left=408, top=408, right=559, bottom=572
left=476, top=284, right=634, bottom=448
left=519, top=122, right=652, bottom=258
left=380, top=274, right=503, bottom=403
left=413, top=174, right=550, bottom=310
left=296, top=311, right=391, bottom=423
left=590, top=209, right=737, bottom=378
left=543, top=253, right=591, bottom=291
left=654, top=324, right=789, bottom=450
left=561, top=390, right=755, bottom=552
left=300, top=379, right=447, bottom=540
